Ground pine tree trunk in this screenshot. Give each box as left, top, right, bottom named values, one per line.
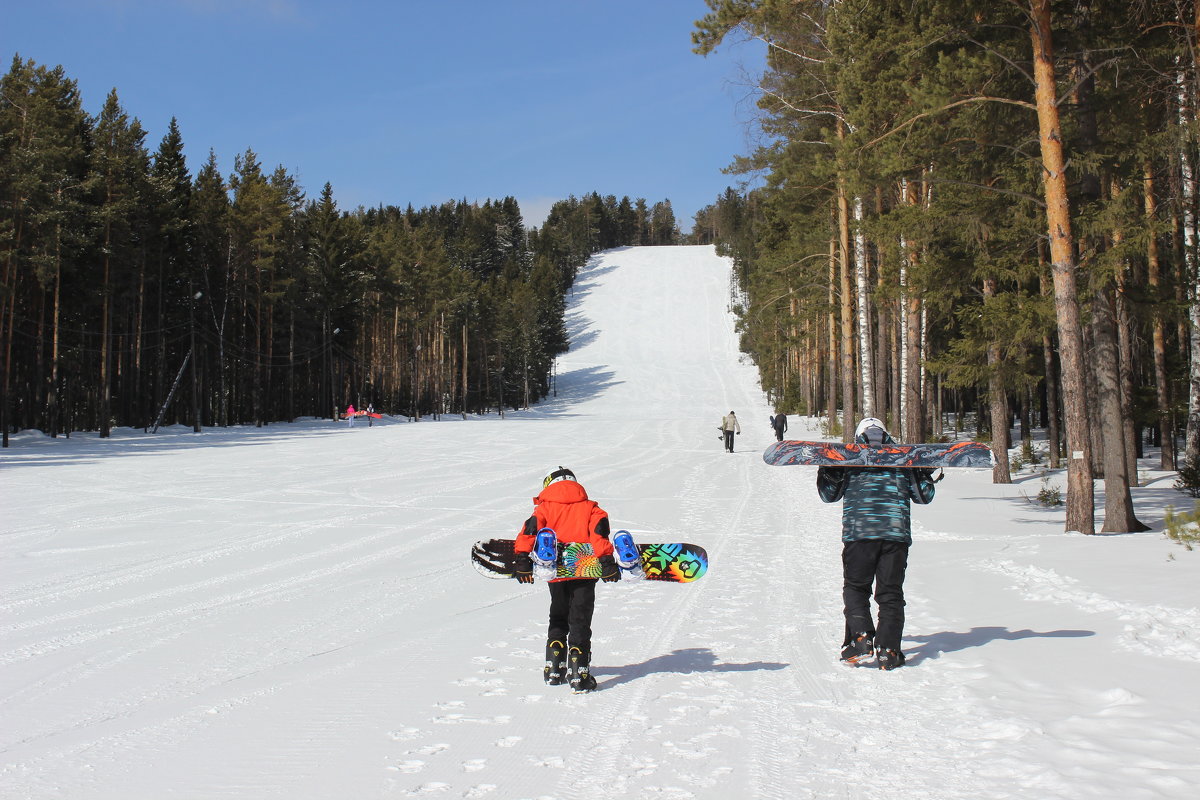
left=100, top=242, right=112, bottom=439
left=1093, top=288, right=1149, bottom=531
left=984, top=277, right=1012, bottom=482
left=901, top=179, right=924, bottom=444
left=50, top=254, right=61, bottom=437
left=1042, top=327, right=1061, bottom=470
left=1145, top=159, right=1175, bottom=468
left=827, top=234, right=838, bottom=428
left=1115, top=270, right=1140, bottom=477
left=1181, top=69, right=1200, bottom=466
left=1031, top=0, right=1095, bottom=533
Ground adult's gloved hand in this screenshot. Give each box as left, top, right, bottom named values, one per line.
left=514, top=554, right=534, bottom=584
left=599, top=555, right=621, bottom=583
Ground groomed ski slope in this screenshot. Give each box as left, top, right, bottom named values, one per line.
left=3, top=245, right=1198, bottom=800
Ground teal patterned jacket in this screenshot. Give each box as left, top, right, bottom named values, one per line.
left=816, top=464, right=936, bottom=545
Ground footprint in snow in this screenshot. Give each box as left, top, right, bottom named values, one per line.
left=389, top=760, right=425, bottom=774
left=388, top=727, right=427, bottom=742
left=434, top=714, right=512, bottom=725
left=494, top=735, right=523, bottom=747
left=406, top=743, right=449, bottom=756
left=461, top=759, right=487, bottom=772
left=463, top=785, right=497, bottom=798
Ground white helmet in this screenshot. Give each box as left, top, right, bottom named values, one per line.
left=542, top=466, right=577, bottom=489
left=854, top=417, right=889, bottom=445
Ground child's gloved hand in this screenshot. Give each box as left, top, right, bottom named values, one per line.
left=599, top=555, right=621, bottom=582
left=514, top=554, right=534, bottom=584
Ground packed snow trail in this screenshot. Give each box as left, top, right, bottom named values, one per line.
left=2, top=246, right=1198, bottom=799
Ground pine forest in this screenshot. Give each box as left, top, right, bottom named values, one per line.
left=0, top=56, right=682, bottom=449
left=690, top=0, right=1199, bottom=533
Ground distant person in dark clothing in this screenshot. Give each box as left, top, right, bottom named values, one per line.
left=771, top=412, right=788, bottom=441
left=816, top=417, right=937, bottom=670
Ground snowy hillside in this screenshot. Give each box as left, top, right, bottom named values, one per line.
left=2, top=245, right=1197, bottom=799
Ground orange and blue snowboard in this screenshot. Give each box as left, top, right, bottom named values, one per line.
left=763, top=440, right=994, bottom=469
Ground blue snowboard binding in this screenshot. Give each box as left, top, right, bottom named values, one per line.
left=532, top=528, right=559, bottom=567
left=611, top=530, right=644, bottom=579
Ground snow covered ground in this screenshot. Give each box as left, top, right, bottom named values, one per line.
left=2, top=245, right=1198, bottom=800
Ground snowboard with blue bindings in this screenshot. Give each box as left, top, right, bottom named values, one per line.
left=471, top=529, right=708, bottom=584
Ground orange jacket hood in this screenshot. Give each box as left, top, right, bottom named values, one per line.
left=533, top=480, right=590, bottom=506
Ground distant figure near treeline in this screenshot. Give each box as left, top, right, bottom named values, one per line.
left=770, top=412, right=787, bottom=441
left=719, top=411, right=741, bottom=453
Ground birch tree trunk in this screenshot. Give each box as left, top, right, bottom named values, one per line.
left=837, top=124, right=856, bottom=441
left=853, top=196, right=875, bottom=419
left=901, top=178, right=924, bottom=444
left=1030, top=0, right=1095, bottom=533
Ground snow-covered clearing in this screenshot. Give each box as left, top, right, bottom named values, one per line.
left=2, top=246, right=1197, bottom=799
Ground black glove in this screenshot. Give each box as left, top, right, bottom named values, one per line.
left=918, top=467, right=944, bottom=483
left=599, top=555, right=621, bottom=583
left=514, top=553, right=534, bottom=584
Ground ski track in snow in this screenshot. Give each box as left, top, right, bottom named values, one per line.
left=2, top=246, right=1199, bottom=799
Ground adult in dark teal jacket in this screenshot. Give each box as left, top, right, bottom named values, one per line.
left=817, top=417, right=937, bottom=670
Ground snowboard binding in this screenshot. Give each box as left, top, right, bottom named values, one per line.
left=531, top=528, right=559, bottom=579
left=611, top=530, right=644, bottom=579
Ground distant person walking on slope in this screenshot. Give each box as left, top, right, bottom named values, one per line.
left=816, top=417, right=938, bottom=670
left=719, top=411, right=741, bottom=453
left=346, top=403, right=356, bottom=427
left=512, top=467, right=620, bottom=693
left=771, top=412, right=788, bottom=441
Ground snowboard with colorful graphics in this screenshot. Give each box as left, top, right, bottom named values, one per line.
left=763, top=439, right=994, bottom=469
left=471, top=532, right=708, bottom=583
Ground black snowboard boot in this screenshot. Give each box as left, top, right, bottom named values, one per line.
left=568, top=645, right=597, bottom=693
left=877, top=648, right=906, bottom=671
left=544, top=639, right=567, bottom=685
left=839, top=632, right=874, bottom=665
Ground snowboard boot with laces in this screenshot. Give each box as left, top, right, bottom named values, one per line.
left=876, top=648, right=906, bottom=671
left=544, top=639, right=567, bottom=685
left=839, top=632, right=875, bottom=665
left=568, top=645, right=597, bottom=693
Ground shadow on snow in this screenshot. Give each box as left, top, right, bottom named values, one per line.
left=904, top=625, right=1094, bottom=666
left=591, top=646, right=788, bottom=691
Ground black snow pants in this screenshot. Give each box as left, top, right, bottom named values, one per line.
left=547, top=578, right=597, bottom=653
left=723, top=430, right=735, bottom=452
left=842, top=539, right=910, bottom=652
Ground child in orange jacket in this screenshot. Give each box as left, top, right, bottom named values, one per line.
left=513, top=467, right=619, bottom=692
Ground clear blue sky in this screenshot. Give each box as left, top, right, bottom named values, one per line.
left=3, top=0, right=765, bottom=230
